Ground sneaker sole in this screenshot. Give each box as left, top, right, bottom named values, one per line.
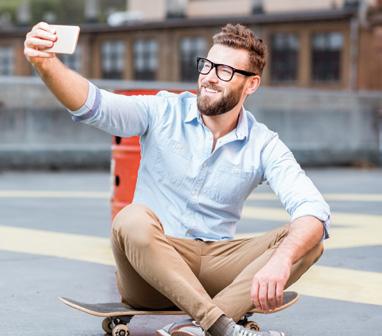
left=171, top=331, right=201, bottom=336
left=156, top=329, right=198, bottom=336
left=156, top=328, right=171, bottom=336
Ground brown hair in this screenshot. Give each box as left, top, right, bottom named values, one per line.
left=212, top=23, right=266, bottom=76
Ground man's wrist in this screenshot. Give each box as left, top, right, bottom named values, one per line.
left=271, top=249, right=294, bottom=268
left=33, top=57, right=59, bottom=76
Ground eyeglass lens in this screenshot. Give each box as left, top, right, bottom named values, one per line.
left=197, top=58, right=234, bottom=81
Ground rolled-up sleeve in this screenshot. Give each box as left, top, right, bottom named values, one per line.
left=261, top=134, right=331, bottom=239
left=67, top=81, right=166, bottom=137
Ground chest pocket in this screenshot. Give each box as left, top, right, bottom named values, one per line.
left=206, top=163, right=256, bottom=205
left=154, top=139, right=191, bottom=188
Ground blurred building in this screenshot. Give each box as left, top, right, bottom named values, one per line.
left=0, top=0, right=382, bottom=90
left=128, top=0, right=375, bottom=19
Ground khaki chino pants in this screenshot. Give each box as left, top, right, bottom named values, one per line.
left=111, top=204, right=323, bottom=330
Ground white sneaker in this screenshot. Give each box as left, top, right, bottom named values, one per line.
left=157, top=318, right=285, bottom=336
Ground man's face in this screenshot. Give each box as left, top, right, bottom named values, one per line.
left=197, top=44, right=251, bottom=116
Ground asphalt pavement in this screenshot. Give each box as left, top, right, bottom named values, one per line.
left=0, top=168, right=381, bottom=336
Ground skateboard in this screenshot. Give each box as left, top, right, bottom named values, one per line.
left=59, top=291, right=299, bottom=336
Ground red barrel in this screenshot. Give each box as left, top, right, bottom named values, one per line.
left=111, top=135, right=141, bottom=219
left=111, top=88, right=195, bottom=220
left=111, top=89, right=161, bottom=220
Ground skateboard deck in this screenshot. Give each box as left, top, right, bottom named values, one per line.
left=59, top=291, right=298, bottom=335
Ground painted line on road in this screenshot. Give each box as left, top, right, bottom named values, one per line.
left=1, top=190, right=382, bottom=202
left=288, top=265, right=382, bottom=306
left=247, top=193, right=382, bottom=202
left=241, top=206, right=382, bottom=249
left=241, top=205, right=382, bottom=226
left=0, top=190, right=110, bottom=199
left=0, top=225, right=114, bottom=265
left=0, top=218, right=381, bottom=306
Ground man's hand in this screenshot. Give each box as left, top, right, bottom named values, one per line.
left=24, top=22, right=57, bottom=66
left=250, top=256, right=292, bottom=311
left=23, top=22, right=88, bottom=111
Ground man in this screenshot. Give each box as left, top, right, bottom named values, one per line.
left=24, top=23, right=330, bottom=336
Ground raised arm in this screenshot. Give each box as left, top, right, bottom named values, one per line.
left=24, top=22, right=88, bottom=111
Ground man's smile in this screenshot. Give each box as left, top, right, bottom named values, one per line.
left=201, top=86, right=221, bottom=96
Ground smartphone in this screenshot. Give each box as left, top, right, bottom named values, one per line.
left=45, top=25, right=80, bottom=54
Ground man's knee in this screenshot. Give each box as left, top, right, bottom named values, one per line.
left=112, top=204, right=157, bottom=248
left=301, top=242, right=324, bottom=269
left=286, top=242, right=324, bottom=288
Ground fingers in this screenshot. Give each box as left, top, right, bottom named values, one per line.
left=250, top=280, right=260, bottom=310
left=25, top=36, right=54, bottom=49
left=24, top=22, right=57, bottom=60
left=24, top=46, right=54, bottom=59
left=31, top=22, right=56, bottom=40
left=258, top=281, right=269, bottom=311
left=32, top=21, right=56, bottom=36
left=275, top=282, right=284, bottom=308
left=251, top=278, right=270, bottom=311
left=267, top=281, right=276, bottom=310
left=251, top=278, right=285, bottom=312
left=34, top=21, right=55, bottom=32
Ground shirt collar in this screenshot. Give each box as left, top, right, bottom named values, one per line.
left=185, top=100, right=249, bottom=141
left=235, top=107, right=249, bottom=141
left=185, top=101, right=201, bottom=124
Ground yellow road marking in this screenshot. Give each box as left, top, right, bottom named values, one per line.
left=0, top=191, right=110, bottom=199
left=0, top=225, right=114, bottom=265
left=1, top=190, right=381, bottom=308
left=1, top=190, right=382, bottom=202
left=242, top=206, right=382, bottom=226
left=288, top=265, right=382, bottom=306
left=241, top=206, right=382, bottom=249
left=247, top=193, right=382, bottom=202
left=0, top=225, right=380, bottom=306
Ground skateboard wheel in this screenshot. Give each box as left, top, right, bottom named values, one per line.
left=102, top=317, right=112, bottom=334
left=244, top=321, right=260, bottom=331
left=112, top=324, right=130, bottom=336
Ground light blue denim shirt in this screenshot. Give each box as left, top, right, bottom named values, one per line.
left=69, top=82, right=330, bottom=241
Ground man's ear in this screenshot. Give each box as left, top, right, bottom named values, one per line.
left=245, top=75, right=261, bottom=95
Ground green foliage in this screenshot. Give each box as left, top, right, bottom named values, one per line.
left=0, top=0, right=126, bottom=25
left=0, top=0, right=20, bottom=23
left=0, top=0, right=23, bottom=11
left=30, top=0, right=84, bottom=24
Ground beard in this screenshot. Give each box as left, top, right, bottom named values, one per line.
left=197, top=83, right=243, bottom=116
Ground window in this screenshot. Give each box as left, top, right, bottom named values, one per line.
left=252, top=0, right=264, bottom=14
left=270, top=33, right=299, bottom=82
left=311, top=32, right=343, bottom=82
left=180, top=37, right=207, bottom=82
left=60, top=45, right=82, bottom=72
left=0, top=46, right=13, bottom=76
left=166, top=0, right=186, bottom=18
left=133, top=39, right=158, bottom=80
left=101, top=40, right=125, bottom=79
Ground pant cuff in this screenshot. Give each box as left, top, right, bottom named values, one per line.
left=199, top=306, right=225, bottom=331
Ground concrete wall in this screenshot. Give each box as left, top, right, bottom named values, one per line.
left=0, top=77, right=195, bottom=170
left=246, top=87, right=382, bottom=166
left=0, top=77, right=381, bottom=170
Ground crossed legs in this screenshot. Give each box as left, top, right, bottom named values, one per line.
left=111, top=204, right=323, bottom=330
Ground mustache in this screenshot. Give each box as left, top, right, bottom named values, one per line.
left=200, top=84, right=222, bottom=91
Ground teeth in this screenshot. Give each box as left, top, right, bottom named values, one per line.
left=205, top=88, right=218, bottom=93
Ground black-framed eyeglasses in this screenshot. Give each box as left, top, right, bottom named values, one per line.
left=196, top=57, right=257, bottom=82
